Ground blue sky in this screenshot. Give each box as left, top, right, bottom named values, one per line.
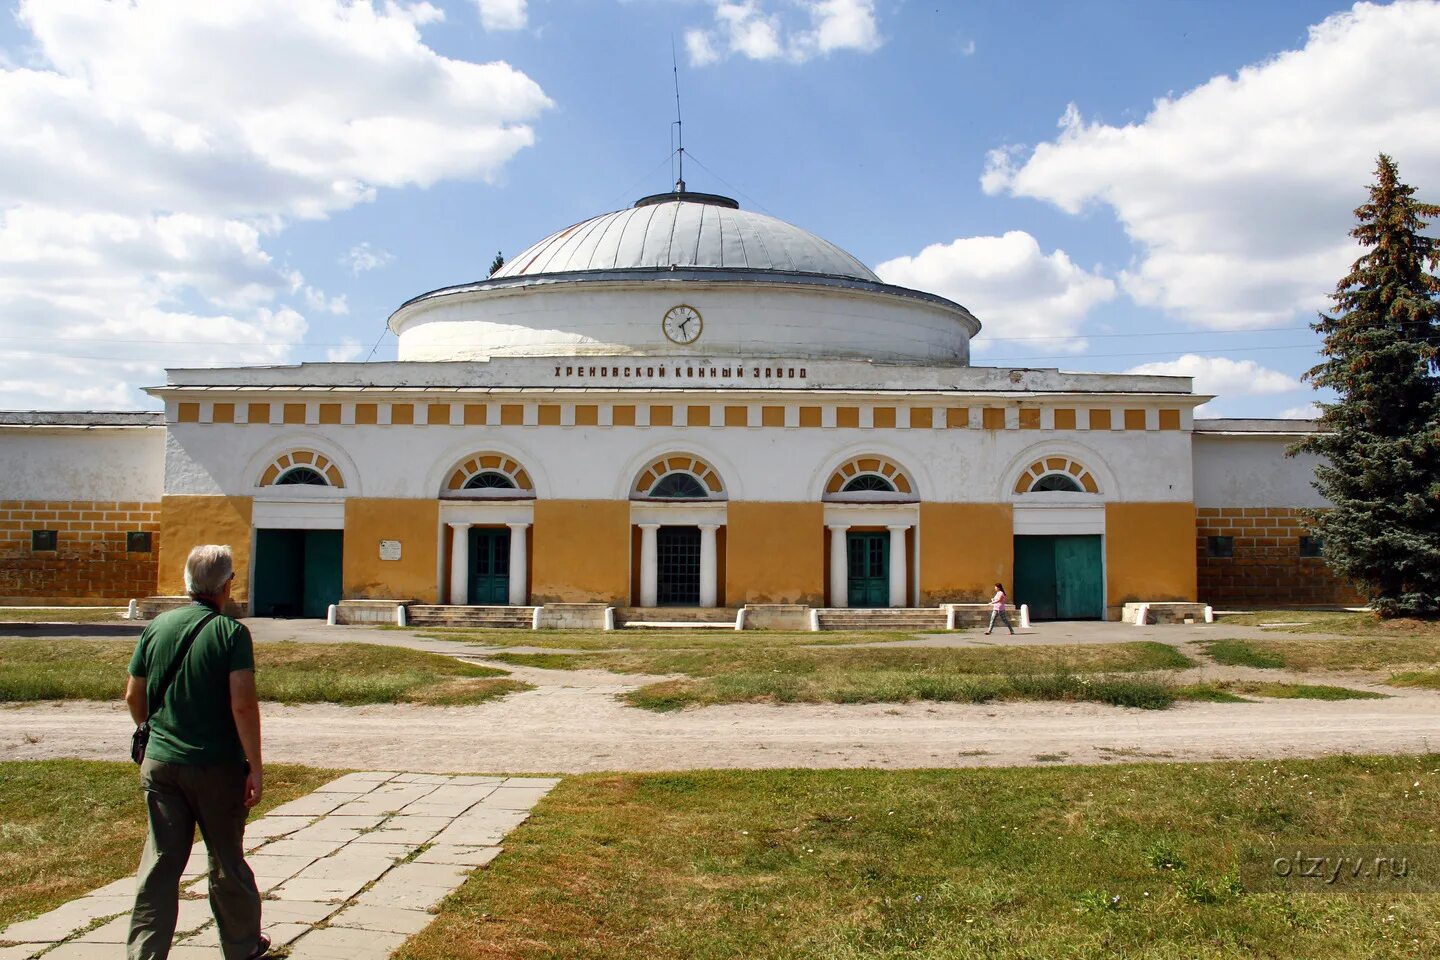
left=2, top=0, right=1437, bottom=415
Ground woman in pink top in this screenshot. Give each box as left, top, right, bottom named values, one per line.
left=986, top=582, right=1015, bottom=635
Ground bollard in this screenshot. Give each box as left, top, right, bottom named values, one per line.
left=126, top=599, right=138, bottom=621
left=1019, top=604, right=1031, bottom=630
left=603, top=607, right=615, bottom=631
left=1133, top=603, right=1150, bottom=626
left=809, top=608, right=821, bottom=632
left=734, top=608, right=747, bottom=631
left=395, top=605, right=407, bottom=627
left=326, top=604, right=337, bottom=626
left=532, top=606, right=543, bottom=631
left=945, top=605, right=957, bottom=631
left=1204, top=605, right=1215, bottom=623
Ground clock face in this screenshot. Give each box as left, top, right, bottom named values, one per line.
left=662, top=304, right=703, bottom=345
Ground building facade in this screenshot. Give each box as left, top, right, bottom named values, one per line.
left=0, top=191, right=1359, bottom=616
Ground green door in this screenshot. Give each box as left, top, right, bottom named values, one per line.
left=254, top=528, right=343, bottom=618
left=468, top=527, right=511, bottom=605
left=301, top=530, right=343, bottom=619
left=1013, top=536, right=1058, bottom=621
left=1054, top=535, right=1104, bottom=619
left=656, top=526, right=701, bottom=606
left=847, top=532, right=890, bottom=607
left=1013, top=534, right=1103, bottom=621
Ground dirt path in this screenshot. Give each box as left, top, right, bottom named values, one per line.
left=6, top=657, right=1440, bottom=772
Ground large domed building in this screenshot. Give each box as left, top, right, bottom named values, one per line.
left=0, top=188, right=1360, bottom=622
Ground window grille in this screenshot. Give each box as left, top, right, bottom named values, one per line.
left=841, top=474, right=896, bottom=493
left=464, top=471, right=517, bottom=490
left=1031, top=473, right=1083, bottom=493
left=650, top=473, right=708, bottom=498
left=275, top=466, right=328, bottom=486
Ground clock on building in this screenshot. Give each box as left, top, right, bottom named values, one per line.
left=662, top=304, right=703, bottom=344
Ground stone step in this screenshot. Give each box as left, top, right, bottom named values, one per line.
left=613, top=607, right=739, bottom=628
left=814, top=608, right=948, bottom=632
left=406, top=605, right=536, bottom=629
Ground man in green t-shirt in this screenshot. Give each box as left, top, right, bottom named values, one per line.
left=124, top=544, right=269, bottom=960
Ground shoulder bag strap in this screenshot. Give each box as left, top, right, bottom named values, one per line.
left=145, top=611, right=218, bottom=723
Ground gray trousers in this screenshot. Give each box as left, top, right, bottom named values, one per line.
left=986, top=609, right=1014, bottom=633
left=128, top=758, right=261, bottom=960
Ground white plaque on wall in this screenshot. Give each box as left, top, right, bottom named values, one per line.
left=379, top=539, right=402, bottom=561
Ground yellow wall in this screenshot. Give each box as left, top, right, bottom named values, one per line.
left=1106, top=502, right=1197, bottom=614
left=725, top=502, right=824, bottom=604
left=531, top=500, right=631, bottom=604
left=918, top=503, right=1014, bottom=604
left=157, top=496, right=254, bottom=600
left=342, top=499, right=440, bottom=602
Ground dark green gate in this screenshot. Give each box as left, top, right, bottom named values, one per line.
left=1013, top=534, right=1103, bottom=620
left=468, top=527, right=511, bottom=605
left=253, top=529, right=343, bottom=618
left=656, top=526, right=701, bottom=606
left=847, top=531, right=890, bottom=607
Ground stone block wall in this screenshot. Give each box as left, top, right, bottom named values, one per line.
left=1195, top=506, right=1363, bottom=608
left=0, top=500, right=160, bottom=604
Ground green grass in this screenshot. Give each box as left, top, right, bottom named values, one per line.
left=0, top=607, right=128, bottom=623
left=1229, top=681, right=1387, bottom=701
left=0, top=760, right=332, bottom=929
left=1199, top=640, right=1286, bottom=669
left=0, top=639, right=531, bottom=705
left=400, top=755, right=1440, bottom=960
left=491, top=642, right=1192, bottom=711
left=1219, top=610, right=1440, bottom=638
left=1173, top=683, right=1253, bottom=703
left=1386, top=669, right=1440, bottom=690
left=406, top=627, right=931, bottom=650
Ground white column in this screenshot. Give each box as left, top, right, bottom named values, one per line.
left=887, top=525, right=909, bottom=608
left=828, top=524, right=849, bottom=608
left=639, top=523, right=660, bottom=607
left=698, top=524, right=720, bottom=608
left=447, top=522, right=471, bottom=605
left=507, top=522, right=529, bottom=606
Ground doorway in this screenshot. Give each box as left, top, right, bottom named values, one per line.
left=1013, top=534, right=1103, bottom=620
left=846, top=531, right=889, bottom=607
left=656, top=526, right=701, bottom=606
left=252, top=529, right=343, bottom=618
left=468, top=526, right=512, bottom=604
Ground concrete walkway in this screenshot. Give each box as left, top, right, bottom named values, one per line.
left=0, top=772, right=557, bottom=960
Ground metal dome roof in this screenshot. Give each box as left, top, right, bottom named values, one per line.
left=490, top=191, right=881, bottom=282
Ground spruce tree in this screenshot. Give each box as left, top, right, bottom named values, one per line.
left=1295, top=154, right=1440, bottom=617
left=489, top=250, right=505, bottom=276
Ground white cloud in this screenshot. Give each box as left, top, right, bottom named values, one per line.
left=981, top=0, right=1440, bottom=330
left=475, top=0, right=527, bottom=31
left=341, top=242, right=395, bottom=275
left=875, top=231, right=1116, bottom=351
left=1125, top=355, right=1300, bottom=399
left=326, top=338, right=367, bottom=363
left=1280, top=403, right=1322, bottom=419
left=687, top=0, right=881, bottom=66
left=0, top=0, right=551, bottom=409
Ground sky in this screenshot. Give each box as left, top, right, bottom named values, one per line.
left=2, top=0, right=1438, bottom=416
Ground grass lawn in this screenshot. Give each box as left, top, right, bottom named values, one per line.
left=408, top=627, right=931, bottom=650
left=494, top=642, right=1192, bottom=711
left=1195, top=637, right=1440, bottom=673
left=1227, top=681, right=1388, bottom=701
left=0, top=760, right=332, bottom=929
left=403, top=755, right=1440, bottom=960
left=1219, top=610, right=1440, bottom=638
left=0, top=639, right=531, bottom=705
left=0, top=607, right=128, bottom=623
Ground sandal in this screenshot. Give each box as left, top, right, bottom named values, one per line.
left=244, top=933, right=272, bottom=960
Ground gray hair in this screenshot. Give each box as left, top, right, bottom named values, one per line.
left=184, top=544, right=235, bottom=598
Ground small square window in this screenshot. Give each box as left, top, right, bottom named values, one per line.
left=1207, top=536, right=1234, bottom=558
left=1299, top=535, right=1323, bottom=558
left=126, top=531, right=153, bottom=553
left=31, top=530, right=58, bottom=551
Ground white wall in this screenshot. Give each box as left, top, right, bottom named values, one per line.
left=0, top=427, right=165, bottom=501
left=394, top=281, right=975, bottom=365
left=164, top=408, right=1194, bottom=504
left=1193, top=434, right=1329, bottom=508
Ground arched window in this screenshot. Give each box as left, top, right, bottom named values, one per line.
left=842, top=474, right=896, bottom=493
left=825, top=456, right=914, bottom=499
left=445, top=454, right=533, bottom=495
left=259, top=451, right=344, bottom=488
left=464, top=471, right=517, bottom=490
left=650, top=473, right=708, bottom=498
left=632, top=454, right=725, bottom=499
left=275, top=466, right=328, bottom=486
left=1031, top=473, right=1082, bottom=493
left=1014, top=456, right=1099, bottom=494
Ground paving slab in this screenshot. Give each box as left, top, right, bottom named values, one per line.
left=328, top=903, right=435, bottom=935
left=0, top=896, right=131, bottom=943
left=287, top=925, right=408, bottom=960
left=415, top=844, right=503, bottom=867
left=6, top=773, right=557, bottom=960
